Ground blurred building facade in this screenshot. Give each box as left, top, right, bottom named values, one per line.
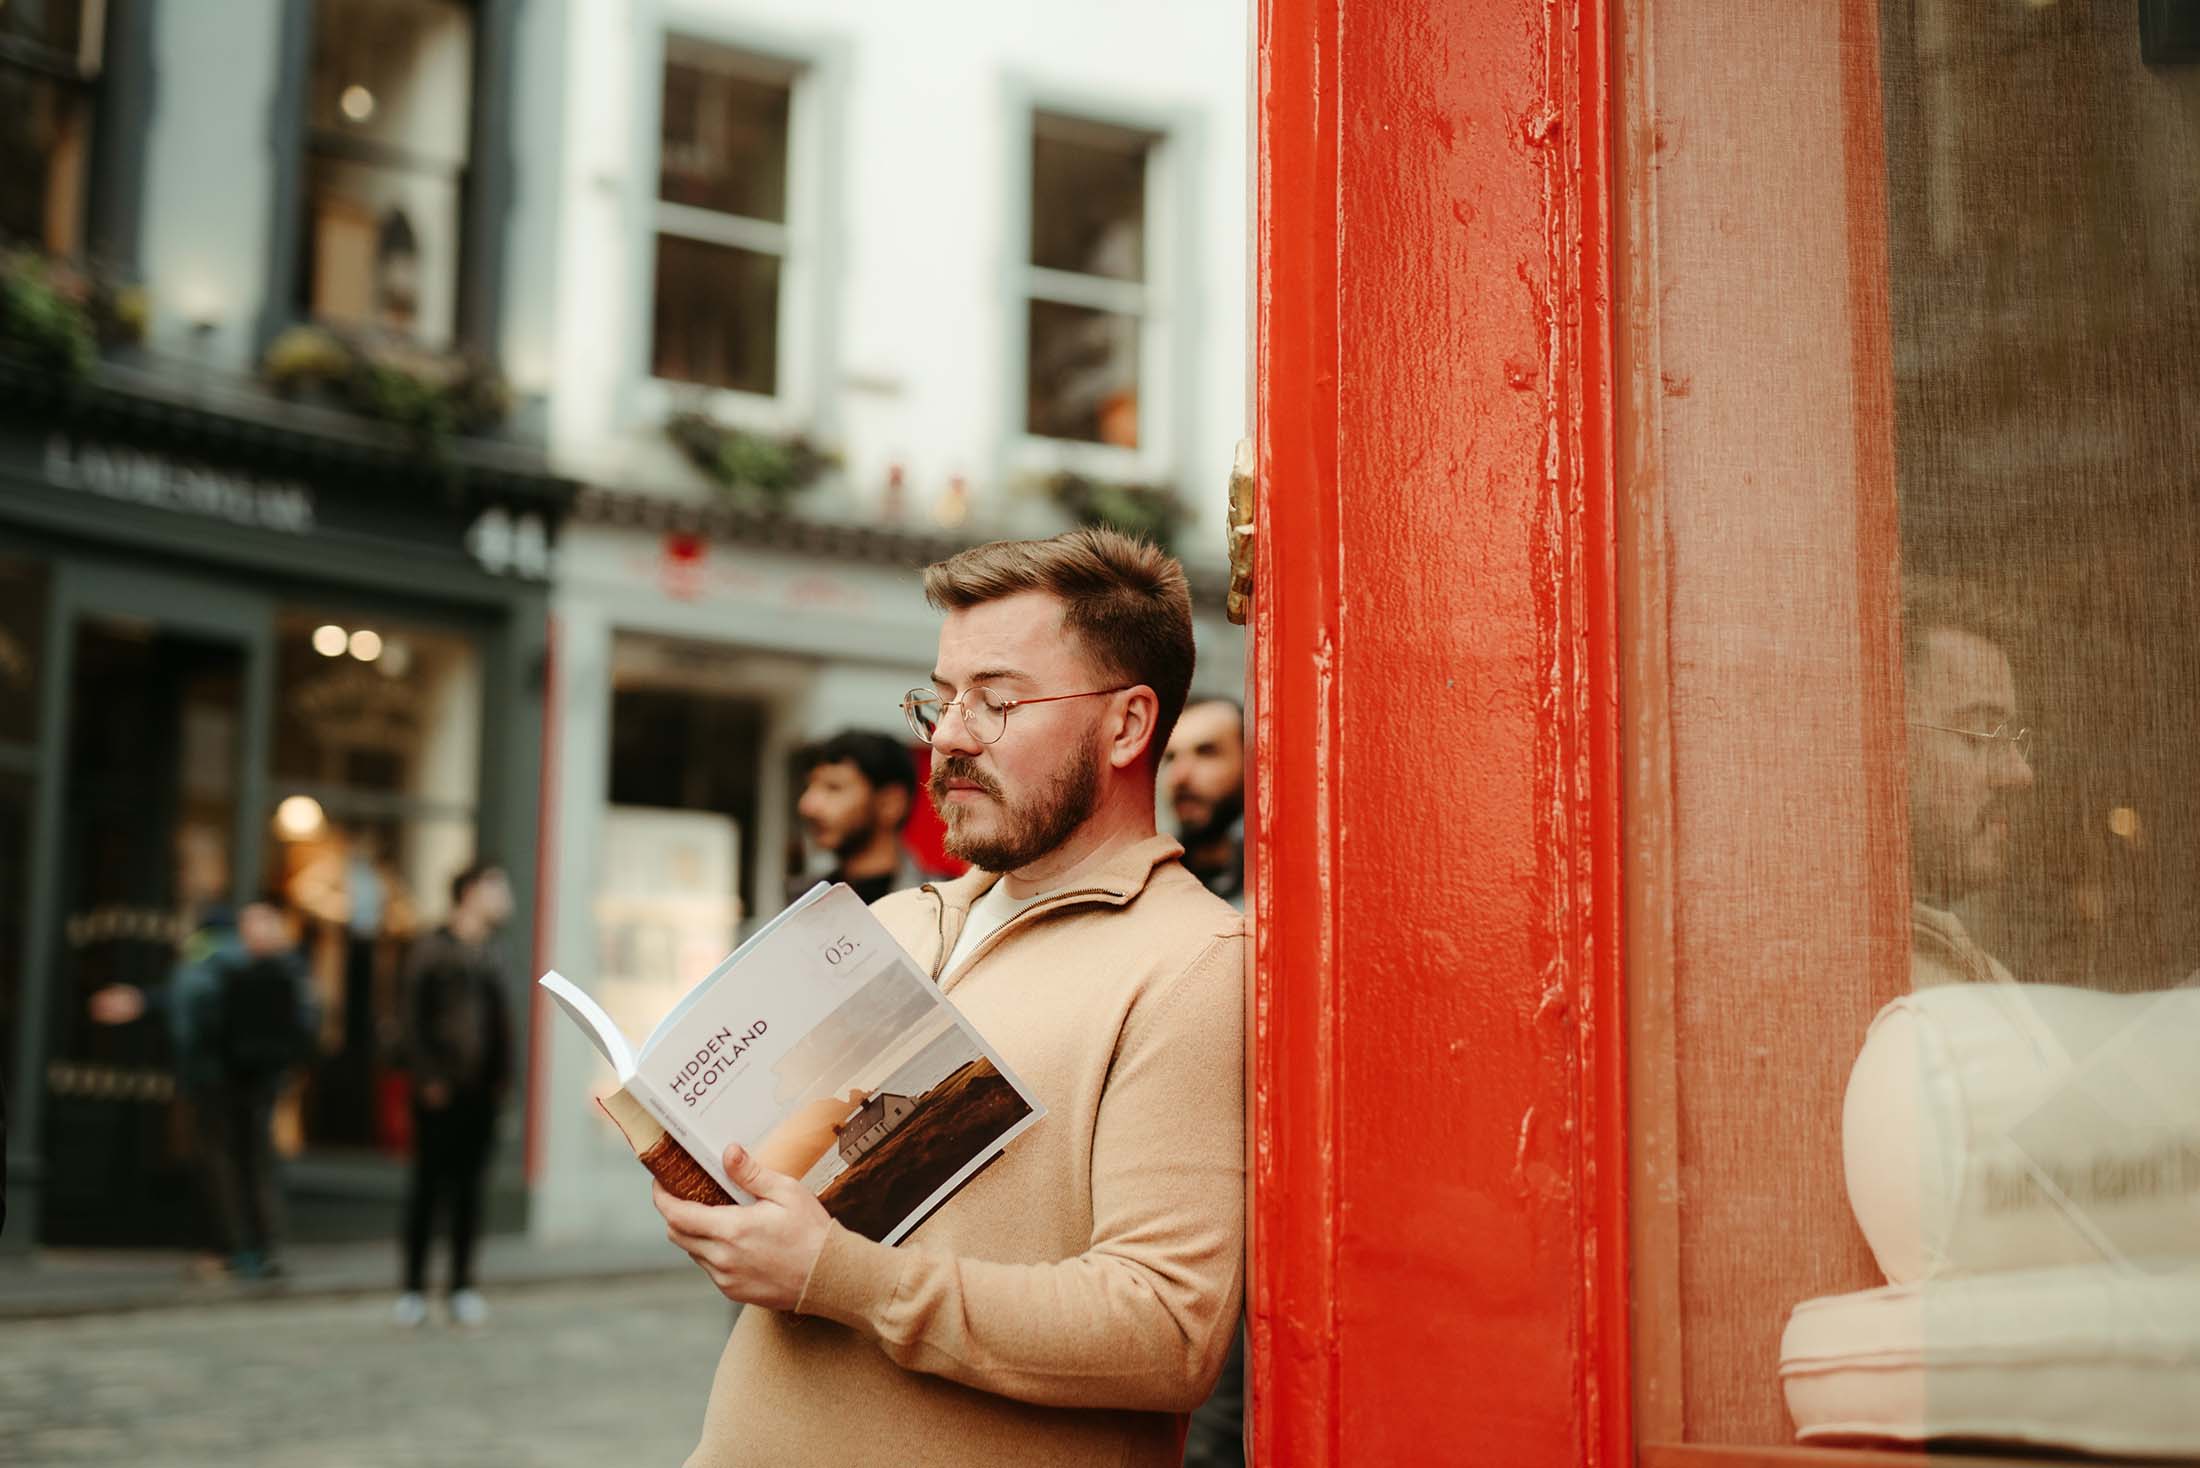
left=527, top=0, right=1249, bottom=1244
left=1, top=0, right=576, bottom=1252
left=2, top=0, right=1250, bottom=1252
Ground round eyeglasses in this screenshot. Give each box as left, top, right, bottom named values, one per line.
left=1906, top=720, right=2036, bottom=765
left=902, top=685, right=1130, bottom=746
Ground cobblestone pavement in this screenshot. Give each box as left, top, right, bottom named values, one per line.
left=0, top=1274, right=732, bottom=1467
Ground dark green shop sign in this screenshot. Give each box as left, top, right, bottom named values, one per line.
left=43, top=432, right=317, bottom=533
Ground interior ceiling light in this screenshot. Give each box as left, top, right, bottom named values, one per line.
left=312, top=624, right=348, bottom=657
left=349, top=628, right=384, bottom=662
left=275, top=794, right=326, bottom=840
left=340, top=84, right=376, bottom=121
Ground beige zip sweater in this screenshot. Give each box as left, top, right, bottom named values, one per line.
left=683, top=834, right=1247, bottom=1468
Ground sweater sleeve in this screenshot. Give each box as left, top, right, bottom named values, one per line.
left=794, top=930, right=1246, bottom=1413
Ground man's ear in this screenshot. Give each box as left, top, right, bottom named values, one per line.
left=1107, top=687, right=1160, bottom=770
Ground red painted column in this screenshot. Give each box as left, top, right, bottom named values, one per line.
left=1247, top=0, right=1627, bottom=1463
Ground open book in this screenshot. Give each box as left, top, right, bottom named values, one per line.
left=541, top=882, right=1044, bottom=1245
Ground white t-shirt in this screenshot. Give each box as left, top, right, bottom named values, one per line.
left=940, top=879, right=1055, bottom=977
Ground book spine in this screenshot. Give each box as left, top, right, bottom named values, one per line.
left=597, top=1084, right=733, bottom=1208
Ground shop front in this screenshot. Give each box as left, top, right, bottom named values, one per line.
left=0, top=376, right=569, bottom=1252
left=1250, top=0, right=2199, bottom=1463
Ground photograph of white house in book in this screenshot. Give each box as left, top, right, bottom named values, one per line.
left=539, top=882, right=1043, bottom=1245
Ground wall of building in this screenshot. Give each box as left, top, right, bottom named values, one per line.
left=544, top=0, right=1251, bottom=567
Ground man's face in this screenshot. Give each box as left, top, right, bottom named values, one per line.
left=1907, top=627, right=2034, bottom=902
left=798, top=761, right=894, bottom=861
left=469, top=869, right=515, bottom=927
left=237, top=903, right=294, bottom=958
left=925, top=591, right=1111, bottom=874
left=1161, top=700, right=1244, bottom=843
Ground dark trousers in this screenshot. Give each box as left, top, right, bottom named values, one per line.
left=193, top=1078, right=283, bottom=1259
left=401, top=1092, right=496, bottom=1294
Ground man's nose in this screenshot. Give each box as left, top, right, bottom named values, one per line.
left=1998, top=746, right=2035, bottom=789
left=929, top=702, right=987, bottom=758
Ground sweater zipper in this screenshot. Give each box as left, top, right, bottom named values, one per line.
left=924, top=884, right=1129, bottom=988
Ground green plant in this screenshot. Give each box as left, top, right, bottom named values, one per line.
left=1042, top=470, right=1189, bottom=553
left=668, top=412, right=835, bottom=503
left=261, top=325, right=511, bottom=442
left=0, top=251, right=97, bottom=378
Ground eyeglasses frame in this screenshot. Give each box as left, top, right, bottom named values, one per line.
left=901, top=685, right=1134, bottom=746
left=1906, top=719, right=2036, bottom=764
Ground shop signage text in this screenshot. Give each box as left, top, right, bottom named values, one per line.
left=44, top=434, right=317, bottom=533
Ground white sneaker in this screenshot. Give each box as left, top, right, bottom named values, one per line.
left=449, top=1288, right=490, bottom=1329
left=392, top=1291, right=428, bottom=1329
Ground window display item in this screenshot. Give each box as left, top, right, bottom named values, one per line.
left=1784, top=983, right=2200, bottom=1453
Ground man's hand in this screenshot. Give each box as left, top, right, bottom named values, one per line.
left=654, top=1143, right=833, bottom=1312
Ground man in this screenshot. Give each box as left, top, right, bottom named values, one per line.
left=1903, top=578, right=2034, bottom=988
left=393, top=861, right=515, bottom=1329
left=1163, top=697, right=1250, bottom=1467
left=91, top=895, right=318, bottom=1279
left=788, top=729, right=932, bottom=905
left=655, top=528, right=1246, bottom=1467
left=1163, top=698, right=1246, bottom=907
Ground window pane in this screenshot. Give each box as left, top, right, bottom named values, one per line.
left=0, top=771, right=30, bottom=1090
left=266, top=608, right=482, bottom=1155
left=0, top=69, right=91, bottom=255
left=1026, top=299, right=1139, bottom=447
left=0, top=556, right=50, bottom=747
left=308, top=0, right=473, bottom=167
left=304, top=0, right=472, bottom=344
left=651, top=232, right=780, bottom=395
left=659, top=42, right=790, bottom=223
left=0, top=0, right=90, bottom=55
left=1624, top=0, right=2200, bottom=1453
left=301, top=155, right=463, bottom=343
left=1031, top=118, right=1149, bottom=281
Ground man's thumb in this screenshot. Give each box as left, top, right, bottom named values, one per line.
left=723, top=1142, right=800, bottom=1205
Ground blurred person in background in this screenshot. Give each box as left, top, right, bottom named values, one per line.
left=392, top=861, right=514, bottom=1330
left=91, top=895, right=318, bottom=1280
left=787, top=729, right=934, bottom=906
left=1162, top=698, right=1245, bottom=909
left=1163, top=697, right=1248, bottom=1468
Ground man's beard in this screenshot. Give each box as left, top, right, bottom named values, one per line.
left=828, top=820, right=877, bottom=865
left=931, top=744, right=1102, bottom=873
left=1175, top=788, right=1244, bottom=848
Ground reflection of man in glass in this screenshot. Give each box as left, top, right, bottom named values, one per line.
left=1904, top=580, right=2035, bottom=988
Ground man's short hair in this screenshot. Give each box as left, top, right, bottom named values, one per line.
left=450, top=860, right=504, bottom=909
left=1901, top=576, right=2025, bottom=674
left=923, top=528, right=1196, bottom=763
left=795, top=730, right=918, bottom=803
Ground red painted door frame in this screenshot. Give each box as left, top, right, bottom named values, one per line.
left=1247, top=0, right=1627, bottom=1464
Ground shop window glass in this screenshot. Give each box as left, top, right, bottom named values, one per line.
left=0, top=556, right=49, bottom=747
left=1623, top=0, right=2200, bottom=1456
left=301, top=0, right=474, bottom=345
left=0, top=771, right=30, bottom=1091
left=267, top=608, right=481, bottom=1153
left=651, top=41, right=793, bottom=396
left=0, top=0, right=98, bottom=256
left=1025, top=114, right=1153, bottom=449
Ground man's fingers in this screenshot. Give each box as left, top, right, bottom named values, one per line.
left=653, top=1181, right=735, bottom=1237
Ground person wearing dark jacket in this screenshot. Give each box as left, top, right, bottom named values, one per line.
left=90, top=896, right=318, bottom=1280
left=393, top=861, right=514, bottom=1329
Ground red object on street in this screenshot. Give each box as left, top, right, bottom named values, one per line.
left=1248, top=0, right=1628, bottom=1464
left=903, top=744, right=966, bottom=879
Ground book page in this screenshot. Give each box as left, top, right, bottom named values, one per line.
left=633, top=883, right=1045, bottom=1243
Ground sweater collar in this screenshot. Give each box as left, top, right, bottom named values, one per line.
left=926, top=831, right=1187, bottom=920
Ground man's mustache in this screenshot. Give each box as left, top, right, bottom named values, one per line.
left=930, top=757, right=1003, bottom=803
